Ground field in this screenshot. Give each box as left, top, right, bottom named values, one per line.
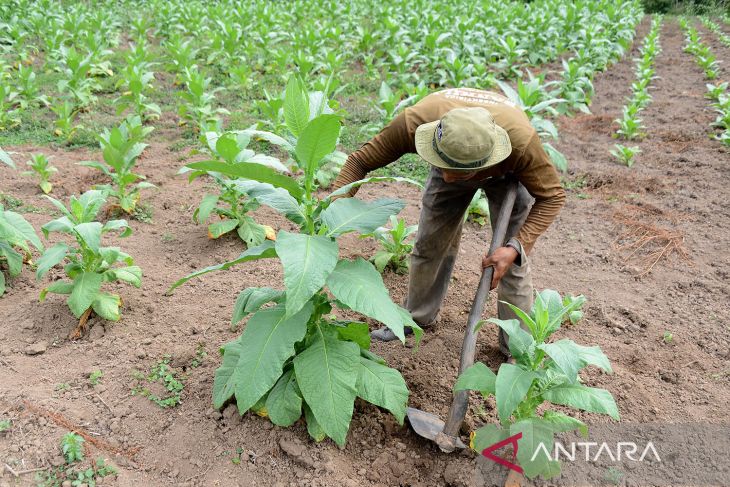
left=1, top=1, right=730, bottom=486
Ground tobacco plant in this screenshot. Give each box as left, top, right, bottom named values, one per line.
left=37, top=191, right=139, bottom=324
left=178, top=67, right=228, bottom=135
left=0, top=204, right=43, bottom=296
left=114, top=62, right=160, bottom=121
left=610, top=144, right=640, bottom=167
left=458, top=290, right=618, bottom=480
left=186, top=132, right=277, bottom=246
left=79, top=115, right=156, bottom=214
left=363, top=216, right=417, bottom=274
left=22, top=154, right=58, bottom=194
left=51, top=98, right=82, bottom=141
left=170, top=104, right=421, bottom=446
left=464, top=190, right=490, bottom=226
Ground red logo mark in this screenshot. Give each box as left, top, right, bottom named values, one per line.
left=481, top=432, right=524, bottom=474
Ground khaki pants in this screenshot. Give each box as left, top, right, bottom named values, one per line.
left=405, top=168, right=534, bottom=355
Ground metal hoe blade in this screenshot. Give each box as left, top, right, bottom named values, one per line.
left=406, top=407, right=466, bottom=452
left=405, top=181, right=519, bottom=453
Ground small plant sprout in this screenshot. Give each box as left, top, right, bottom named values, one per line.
left=131, top=356, right=184, bottom=408
left=22, top=154, right=58, bottom=194
left=0, top=419, right=11, bottom=432
left=364, top=215, right=417, bottom=274
left=89, top=370, right=103, bottom=386
left=610, top=144, right=641, bottom=167
left=61, top=432, right=85, bottom=464
left=663, top=331, right=673, bottom=343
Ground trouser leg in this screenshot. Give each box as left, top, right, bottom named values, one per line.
left=405, top=168, right=476, bottom=326
left=481, top=177, right=535, bottom=356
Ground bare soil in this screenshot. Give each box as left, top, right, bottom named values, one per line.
left=1, top=18, right=729, bottom=487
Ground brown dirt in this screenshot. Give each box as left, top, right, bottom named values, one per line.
left=1, top=18, right=729, bottom=487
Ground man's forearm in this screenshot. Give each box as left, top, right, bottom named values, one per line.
left=515, top=190, right=566, bottom=254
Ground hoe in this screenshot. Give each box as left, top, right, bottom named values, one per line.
left=406, top=179, right=519, bottom=467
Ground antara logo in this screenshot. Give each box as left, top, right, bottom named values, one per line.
left=481, top=434, right=661, bottom=473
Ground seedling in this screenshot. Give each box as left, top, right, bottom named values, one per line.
left=0, top=203, right=43, bottom=296
left=79, top=115, right=156, bottom=214
left=0, top=419, right=10, bottom=432
left=610, top=144, right=641, bottom=167
left=0, top=82, right=21, bottom=130
left=61, top=432, right=85, bottom=463
left=706, top=82, right=728, bottom=102
left=22, top=154, right=58, bottom=194
left=663, top=331, right=673, bottom=343
left=89, top=370, right=103, bottom=386
left=459, top=290, right=617, bottom=480
left=131, top=356, right=184, bottom=408
left=364, top=215, right=417, bottom=274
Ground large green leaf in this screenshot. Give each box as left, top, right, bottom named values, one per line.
left=284, top=75, right=309, bottom=138
left=265, top=369, right=302, bottom=427
left=0, top=147, right=15, bottom=169
left=208, top=219, right=239, bottom=238
left=471, top=424, right=508, bottom=453
left=92, top=292, right=121, bottom=321
left=36, top=243, right=69, bottom=279
left=237, top=181, right=305, bottom=224
left=0, top=242, right=22, bottom=277
left=326, top=258, right=406, bottom=342
left=335, top=321, right=370, bottom=349
left=543, top=384, right=620, bottom=420
left=539, top=339, right=612, bottom=382
left=510, top=417, right=558, bottom=479
left=294, top=324, right=359, bottom=447
left=294, top=114, right=340, bottom=175
left=275, top=231, right=338, bottom=317
left=356, top=357, right=408, bottom=424
left=231, top=287, right=284, bottom=325
left=236, top=218, right=266, bottom=247
left=212, top=302, right=313, bottom=412
left=495, top=363, right=538, bottom=422
left=320, top=198, right=404, bottom=237
left=2, top=210, right=42, bottom=250
left=326, top=176, right=422, bottom=200
left=168, top=241, right=276, bottom=292
left=73, top=222, right=103, bottom=253
left=106, top=266, right=142, bottom=287
left=454, top=362, right=496, bottom=396
left=40, top=280, right=74, bottom=301
left=304, top=403, right=326, bottom=442
left=186, top=161, right=303, bottom=200
left=488, top=318, right=535, bottom=361
left=68, top=272, right=104, bottom=318
left=542, top=410, right=588, bottom=437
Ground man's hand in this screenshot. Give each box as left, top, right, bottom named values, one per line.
left=482, top=246, right=519, bottom=289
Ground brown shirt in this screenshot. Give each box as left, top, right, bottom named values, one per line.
left=333, top=88, right=565, bottom=254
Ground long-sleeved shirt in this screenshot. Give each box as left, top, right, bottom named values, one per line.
left=332, top=87, right=565, bottom=254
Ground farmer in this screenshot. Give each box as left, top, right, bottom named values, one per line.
left=332, top=88, right=566, bottom=356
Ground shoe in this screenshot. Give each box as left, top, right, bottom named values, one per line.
left=370, top=326, right=414, bottom=342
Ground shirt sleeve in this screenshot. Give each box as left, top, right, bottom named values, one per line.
left=512, top=132, right=566, bottom=254
left=332, top=111, right=412, bottom=194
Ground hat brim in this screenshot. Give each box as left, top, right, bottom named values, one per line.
left=414, top=120, right=512, bottom=171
